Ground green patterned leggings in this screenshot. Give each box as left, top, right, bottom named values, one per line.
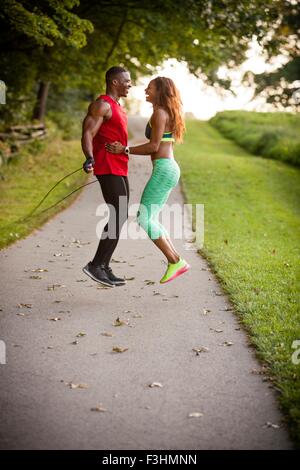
left=136, top=158, right=180, bottom=240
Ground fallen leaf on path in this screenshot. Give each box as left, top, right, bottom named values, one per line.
left=48, top=317, right=61, bottom=321
left=111, top=259, right=126, bottom=263
left=91, top=405, right=106, bottom=412
left=29, top=275, right=42, bottom=279
left=16, top=312, right=27, bottom=317
left=53, top=300, right=62, bottom=303
left=263, top=422, right=280, bottom=429
left=28, top=268, right=48, bottom=272
left=192, top=347, right=209, bottom=354
left=101, top=332, right=114, bottom=337
left=148, top=382, right=163, bottom=388
left=113, top=317, right=130, bottom=327
left=125, top=277, right=135, bottom=281
left=144, top=280, right=155, bottom=285
left=202, top=308, right=211, bottom=315
left=112, top=346, right=128, bottom=353
left=188, top=412, right=203, bottom=418
left=17, top=303, right=32, bottom=308
left=67, top=383, right=89, bottom=389
left=76, top=332, right=86, bottom=337
left=47, top=284, right=66, bottom=291
left=221, top=341, right=233, bottom=346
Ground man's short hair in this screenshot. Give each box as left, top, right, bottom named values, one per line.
left=105, top=66, right=128, bottom=85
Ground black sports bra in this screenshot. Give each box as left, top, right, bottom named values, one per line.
left=145, top=120, right=175, bottom=142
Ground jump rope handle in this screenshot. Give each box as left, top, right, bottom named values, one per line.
left=83, top=156, right=95, bottom=173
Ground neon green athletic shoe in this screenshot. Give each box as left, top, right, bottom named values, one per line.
left=160, top=258, right=190, bottom=284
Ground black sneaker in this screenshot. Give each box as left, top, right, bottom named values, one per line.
left=82, top=262, right=115, bottom=288
left=103, top=265, right=126, bottom=286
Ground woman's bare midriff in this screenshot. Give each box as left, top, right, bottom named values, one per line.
left=151, top=141, right=174, bottom=162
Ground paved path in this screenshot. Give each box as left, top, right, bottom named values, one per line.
left=0, top=117, right=292, bottom=449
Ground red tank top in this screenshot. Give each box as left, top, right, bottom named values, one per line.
left=92, top=95, right=128, bottom=176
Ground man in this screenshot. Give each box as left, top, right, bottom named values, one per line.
left=81, top=66, right=132, bottom=287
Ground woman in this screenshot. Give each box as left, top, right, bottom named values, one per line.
left=105, top=76, right=190, bottom=284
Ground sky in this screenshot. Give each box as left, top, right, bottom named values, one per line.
left=129, top=38, right=290, bottom=120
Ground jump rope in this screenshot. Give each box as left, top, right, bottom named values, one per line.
left=2, top=166, right=97, bottom=230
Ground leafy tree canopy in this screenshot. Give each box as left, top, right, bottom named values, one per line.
left=0, top=0, right=297, bottom=123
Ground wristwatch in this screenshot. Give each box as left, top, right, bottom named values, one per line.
left=124, top=146, right=130, bottom=155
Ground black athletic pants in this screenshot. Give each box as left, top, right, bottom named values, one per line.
left=92, top=174, right=129, bottom=267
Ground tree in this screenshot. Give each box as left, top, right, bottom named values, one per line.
left=0, top=0, right=296, bottom=126
left=0, top=0, right=93, bottom=123
left=251, top=0, right=300, bottom=110
left=211, top=0, right=300, bottom=110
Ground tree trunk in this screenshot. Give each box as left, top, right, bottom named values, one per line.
left=32, top=81, right=50, bottom=122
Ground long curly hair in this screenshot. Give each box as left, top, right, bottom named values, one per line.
left=152, top=76, right=185, bottom=143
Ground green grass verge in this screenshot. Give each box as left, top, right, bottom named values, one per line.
left=210, top=110, right=300, bottom=167
left=0, top=130, right=88, bottom=250
left=176, top=119, right=300, bottom=446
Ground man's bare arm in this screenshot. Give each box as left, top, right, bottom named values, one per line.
left=81, top=100, right=111, bottom=160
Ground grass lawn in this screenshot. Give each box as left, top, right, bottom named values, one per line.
left=0, top=133, right=88, bottom=250
left=210, top=110, right=300, bottom=166
left=176, top=119, right=300, bottom=446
